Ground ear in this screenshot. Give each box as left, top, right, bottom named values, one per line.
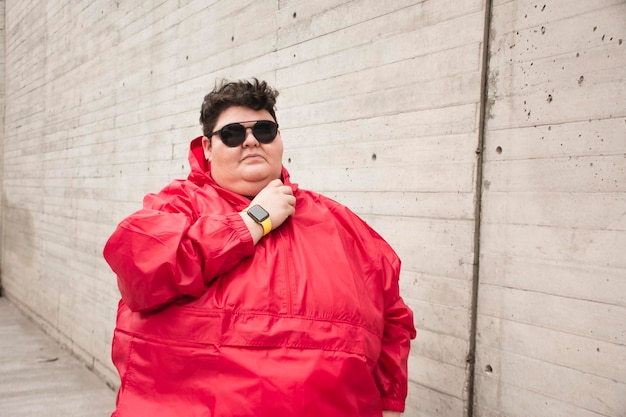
left=201, top=136, right=212, bottom=162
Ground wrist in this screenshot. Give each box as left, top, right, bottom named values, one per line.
left=239, top=212, right=264, bottom=245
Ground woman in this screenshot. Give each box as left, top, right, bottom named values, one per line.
left=104, top=79, right=416, bottom=417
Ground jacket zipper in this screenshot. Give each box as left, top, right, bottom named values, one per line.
left=278, top=228, right=294, bottom=315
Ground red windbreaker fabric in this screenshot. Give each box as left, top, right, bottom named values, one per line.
left=103, top=137, right=416, bottom=417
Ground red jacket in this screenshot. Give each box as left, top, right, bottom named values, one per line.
left=104, top=137, right=416, bottom=417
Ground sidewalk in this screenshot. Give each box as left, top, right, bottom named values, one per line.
left=0, top=297, right=116, bottom=417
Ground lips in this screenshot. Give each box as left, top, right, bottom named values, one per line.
left=242, top=154, right=265, bottom=161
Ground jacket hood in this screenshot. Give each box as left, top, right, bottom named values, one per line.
left=187, top=136, right=296, bottom=196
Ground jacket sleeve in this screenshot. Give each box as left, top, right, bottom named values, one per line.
left=103, top=182, right=255, bottom=312
left=373, top=251, right=417, bottom=412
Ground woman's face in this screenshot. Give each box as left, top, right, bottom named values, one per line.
left=202, top=106, right=283, bottom=196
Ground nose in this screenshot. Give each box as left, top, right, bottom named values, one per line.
left=241, top=126, right=258, bottom=147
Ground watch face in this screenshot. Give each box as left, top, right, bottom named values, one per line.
left=248, top=205, right=270, bottom=222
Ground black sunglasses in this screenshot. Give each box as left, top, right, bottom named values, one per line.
left=210, top=120, right=279, bottom=147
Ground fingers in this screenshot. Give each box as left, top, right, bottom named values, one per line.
left=267, top=179, right=295, bottom=201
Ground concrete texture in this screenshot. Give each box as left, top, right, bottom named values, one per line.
left=0, top=297, right=115, bottom=417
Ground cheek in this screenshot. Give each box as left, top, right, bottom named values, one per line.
left=270, top=139, right=284, bottom=162
left=267, top=150, right=283, bottom=173
left=272, top=147, right=284, bottom=162
left=213, top=147, right=237, bottom=164
left=210, top=150, right=238, bottom=177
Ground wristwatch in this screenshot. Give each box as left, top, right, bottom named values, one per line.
left=246, top=204, right=272, bottom=236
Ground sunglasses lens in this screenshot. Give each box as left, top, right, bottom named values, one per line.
left=253, top=121, right=278, bottom=143
left=220, top=124, right=246, bottom=147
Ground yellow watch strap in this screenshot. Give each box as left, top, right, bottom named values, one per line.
left=259, top=217, right=272, bottom=236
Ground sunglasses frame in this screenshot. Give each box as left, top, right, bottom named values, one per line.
left=210, top=120, right=279, bottom=147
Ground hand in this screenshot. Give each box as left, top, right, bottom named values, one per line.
left=240, top=179, right=295, bottom=243
left=250, top=179, right=296, bottom=230
left=382, top=412, right=402, bottom=417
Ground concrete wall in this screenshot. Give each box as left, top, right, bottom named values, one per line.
left=0, top=0, right=4, bottom=276
left=0, top=1, right=623, bottom=416
left=475, top=1, right=626, bottom=416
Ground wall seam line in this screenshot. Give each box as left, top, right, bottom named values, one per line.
left=466, top=0, right=494, bottom=416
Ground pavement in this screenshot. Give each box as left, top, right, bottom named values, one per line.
left=0, top=297, right=116, bottom=417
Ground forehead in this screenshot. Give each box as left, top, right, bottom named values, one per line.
left=215, top=106, right=274, bottom=128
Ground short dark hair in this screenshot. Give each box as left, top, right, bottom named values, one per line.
left=199, top=78, right=279, bottom=137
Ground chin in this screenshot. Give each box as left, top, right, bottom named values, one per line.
left=242, top=168, right=280, bottom=183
